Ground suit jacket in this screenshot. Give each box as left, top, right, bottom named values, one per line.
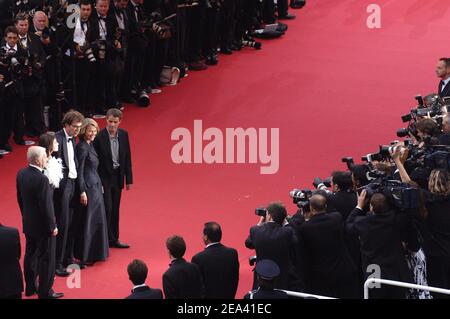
left=76, top=140, right=102, bottom=193
left=162, top=258, right=205, bottom=299
left=191, top=243, right=239, bottom=299
left=245, top=222, right=297, bottom=289
left=297, top=212, right=357, bottom=298
left=439, top=80, right=450, bottom=99
left=125, top=0, right=147, bottom=50
left=89, top=12, right=118, bottom=58
left=422, top=193, right=450, bottom=257
left=93, top=128, right=133, bottom=189
left=16, top=166, right=56, bottom=238
left=125, top=285, right=163, bottom=299
left=326, top=190, right=357, bottom=222
left=346, top=208, right=417, bottom=283
left=55, top=129, right=79, bottom=180
left=0, top=225, right=24, bottom=297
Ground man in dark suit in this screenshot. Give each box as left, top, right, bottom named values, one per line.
left=437, top=57, right=450, bottom=99
left=297, top=194, right=358, bottom=298
left=17, top=146, right=63, bottom=299
left=346, top=190, right=419, bottom=299
left=15, top=14, right=47, bottom=139
left=54, top=110, right=85, bottom=276
left=163, top=235, right=205, bottom=299
left=245, top=202, right=297, bottom=290
left=125, top=259, right=163, bottom=299
left=93, top=108, right=132, bottom=248
left=191, top=222, right=239, bottom=299
left=0, top=224, right=24, bottom=299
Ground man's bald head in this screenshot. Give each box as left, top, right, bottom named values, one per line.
left=33, top=11, right=48, bottom=31
left=309, top=194, right=327, bottom=213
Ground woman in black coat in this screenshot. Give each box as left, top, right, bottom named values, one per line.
left=75, top=118, right=109, bottom=266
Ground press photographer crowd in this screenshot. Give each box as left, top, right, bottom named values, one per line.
left=0, top=0, right=305, bottom=159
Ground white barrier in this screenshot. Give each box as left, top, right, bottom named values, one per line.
left=364, top=278, right=450, bottom=299
left=276, top=289, right=336, bottom=299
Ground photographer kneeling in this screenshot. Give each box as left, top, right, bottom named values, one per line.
left=392, top=146, right=450, bottom=298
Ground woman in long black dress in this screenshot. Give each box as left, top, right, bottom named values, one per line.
left=75, top=118, right=109, bottom=265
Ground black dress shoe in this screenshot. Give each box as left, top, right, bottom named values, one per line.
left=205, top=55, right=218, bottom=66
left=220, top=48, right=233, bottom=55
left=40, top=292, right=64, bottom=299
left=278, top=13, right=296, bottom=20
left=55, top=267, right=70, bottom=277
left=14, top=139, right=26, bottom=145
left=109, top=241, right=130, bottom=248
left=25, top=289, right=36, bottom=297
left=3, top=144, right=12, bottom=152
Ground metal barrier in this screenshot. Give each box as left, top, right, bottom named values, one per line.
left=364, top=278, right=450, bottom=299
left=276, top=289, right=336, bottom=299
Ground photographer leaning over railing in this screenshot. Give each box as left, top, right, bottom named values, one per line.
left=391, top=145, right=450, bottom=298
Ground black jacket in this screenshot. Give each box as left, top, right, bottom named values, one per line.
left=191, top=243, right=239, bottom=299
left=346, top=208, right=417, bottom=283
left=422, top=193, right=450, bottom=257
left=326, top=190, right=357, bottom=222
left=125, top=285, right=163, bottom=299
left=162, top=258, right=205, bottom=299
left=16, top=166, right=56, bottom=238
left=439, top=80, right=450, bottom=99
left=0, top=225, right=24, bottom=298
left=297, top=212, right=357, bottom=298
left=245, top=222, right=297, bottom=289
left=93, top=128, right=133, bottom=188
left=76, top=140, right=102, bottom=194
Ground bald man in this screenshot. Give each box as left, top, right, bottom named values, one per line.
left=297, top=194, right=358, bottom=298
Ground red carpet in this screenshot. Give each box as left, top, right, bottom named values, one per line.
left=1, top=0, right=449, bottom=298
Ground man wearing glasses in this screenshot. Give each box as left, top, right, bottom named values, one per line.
left=53, top=110, right=85, bottom=277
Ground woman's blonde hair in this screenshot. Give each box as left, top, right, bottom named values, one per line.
left=78, top=118, right=100, bottom=140
left=428, top=169, right=450, bottom=196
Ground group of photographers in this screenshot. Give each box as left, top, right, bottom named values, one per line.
left=0, top=0, right=304, bottom=158
left=246, top=95, right=450, bottom=298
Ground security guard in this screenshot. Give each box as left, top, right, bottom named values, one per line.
left=244, top=259, right=289, bottom=299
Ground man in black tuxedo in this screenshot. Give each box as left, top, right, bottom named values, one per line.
left=163, top=235, right=205, bottom=299
left=0, top=224, right=24, bottom=299
left=245, top=202, right=297, bottom=289
left=437, top=57, right=450, bottom=99
left=297, top=194, right=358, bottom=298
left=125, top=259, right=163, bottom=299
left=93, top=108, right=132, bottom=248
left=16, top=146, right=63, bottom=299
left=191, top=222, right=239, bottom=299
left=54, top=110, right=84, bottom=276
left=346, top=190, right=419, bottom=299
left=439, top=115, right=450, bottom=145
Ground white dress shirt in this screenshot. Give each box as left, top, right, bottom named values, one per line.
left=64, top=128, right=77, bottom=179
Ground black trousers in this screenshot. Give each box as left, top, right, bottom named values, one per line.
left=74, top=58, right=94, bottom=115
left=24, top=235, right=56, bottom=298
left=122, top=43, right=146, bottom=97
left=219, top=0, right=237, bottom=50
left=103, top=170, right=123, bottom=243
left=23, top=94, right=45, bottom=136
left=427, top=255, right=450, bottom=298
left=54, top=178, right=76, bottom=267
left=2, top=91, right=25, bottom=144
left=203, top=5, right=220, bottom=57
left=186, top=3, right=206, bottom=63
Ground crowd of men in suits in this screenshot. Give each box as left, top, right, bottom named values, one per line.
left=0, top=0, right=305, bottom=160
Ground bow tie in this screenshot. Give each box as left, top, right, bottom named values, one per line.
left=441, top=80, right=447, bottom=87
left=68, top=137, right=74, bottom=143
left=99, top=16, right=106, bottom=21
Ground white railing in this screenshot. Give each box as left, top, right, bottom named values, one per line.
left=276, top=289, right=336, bottom=299
left=364, top=278, right=450, bottom=299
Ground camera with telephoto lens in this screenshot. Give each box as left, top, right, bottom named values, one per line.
left=136, top=89, right=150, bottom=107
left=289, top=188, right=313, bottom=212
left=0, top=48, right=32, bottom=81
left=313, top=177, right=332, bottom=191
left=79, top=43, right=96, bottom=63
left=242, top=40, right=262, bottom=50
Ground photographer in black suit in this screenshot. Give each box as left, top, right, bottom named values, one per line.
left=0, top=224, right=23, bottom=299
left=245, top=202, right=297, bottom=289
left=126, top=259, right=163, bottom=299
left=347, top=190, right=419, bottom=299
left=297, top=194, right=358, bottom=298
left=93, top=108, right=132, bottom=248
left=437, top=57, right=450, bottom=99
left=15, top=14, right=47, bottom=138
left=163, top=235, right=205, bottom=299
left=191, top=222, right=239, bottom=299
left=17, top=146, right=63, bottom=299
